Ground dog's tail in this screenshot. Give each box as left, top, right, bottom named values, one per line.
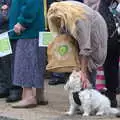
left=109, top=108, right=120, bottom=115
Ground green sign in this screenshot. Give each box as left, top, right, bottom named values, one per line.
left=0, top=32, right=12, bottom=57
left=39, top=32, right=55, bottom=47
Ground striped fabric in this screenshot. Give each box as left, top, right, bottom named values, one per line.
left=96, top=66, right=105, bottom=90
left=96, top=58, right=120, bottom=90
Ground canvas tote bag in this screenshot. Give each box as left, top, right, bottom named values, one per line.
left=46, top=34, right=80, bottom=72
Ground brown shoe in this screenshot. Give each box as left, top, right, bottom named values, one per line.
left=12, top=96, right=37, bottom=108
left=37, top=100, right=48, bottom=105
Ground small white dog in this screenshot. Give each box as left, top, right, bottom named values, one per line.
left=64, top=70, right=120, bottom=116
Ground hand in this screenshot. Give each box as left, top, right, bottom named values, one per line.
left=1, top=5, right=8, bottom=10
left=80, top=71, right=89, bottom=88
left=14, top=23, right=25, bottom=34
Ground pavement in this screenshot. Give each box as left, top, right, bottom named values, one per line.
left=0, top=79, right=120, bottom=120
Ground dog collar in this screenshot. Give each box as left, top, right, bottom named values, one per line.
left=72, top=88, right=84, bottom=105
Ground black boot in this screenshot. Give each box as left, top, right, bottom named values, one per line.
left=106, top=90, right=117, bottom=108
left=6, top=87, right=22, bottom=103
left=0, top=87, right=9, bottom=98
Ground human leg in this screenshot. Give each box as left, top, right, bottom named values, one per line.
left=36, top=88, right=48, bottom=105
left=117, top=58, right=120, bottom=94
left=88, top=69, right=97, bottom=89
left=36, top=47, right=48, bottom=104
left=0, top=55, right=11, bottom=98
left=12, top=87, right=37, bottom=108
left=103, top=41, right=119, bottom=107
left=12, top=39, right=47, bottom=108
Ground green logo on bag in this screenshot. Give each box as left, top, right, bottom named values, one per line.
left=58, top=45, right=68, bottom=56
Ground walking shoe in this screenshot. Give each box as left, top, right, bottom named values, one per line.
left=48, top=78, right=66, bottom=85
left=37, top=100, right=48, bottom=105
left=6, top=89, right=22, bottom=103
left=12, top=96, right=37, bottom=108
left=0, top=88, right=9, bottom=98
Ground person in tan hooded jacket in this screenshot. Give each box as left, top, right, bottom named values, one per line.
left=47, top=1, right=108, bottom=88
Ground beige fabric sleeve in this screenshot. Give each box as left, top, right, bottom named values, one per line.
left=72, top=18, right=92, bottom=56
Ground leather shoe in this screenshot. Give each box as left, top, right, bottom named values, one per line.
left=12, top=96, right=37, bottom=108
left=37, top=100, right=48, bottom=105
left=0, top=88, right=9, bottom=98
left=6, top=89, right=22, bottom=103
left=48, top=78, right=66, bottom=85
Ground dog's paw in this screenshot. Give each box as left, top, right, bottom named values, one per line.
left=64, top=111, right=73, bottom=116
left=83, top=113, right=89, bottom=116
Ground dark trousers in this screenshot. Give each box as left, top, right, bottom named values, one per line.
left=0, top=30, right=11, bottom=90
left=88, top=70, right=97, bottom=89
left=10, top=40, right=21, bottom=90
left=0, top=40, right=21, bottom=91
left=0, top=27, right=10, bottom=89
left=103, top=41, right=120, bottom=93
left=0, top=55, right=11, bottom=90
